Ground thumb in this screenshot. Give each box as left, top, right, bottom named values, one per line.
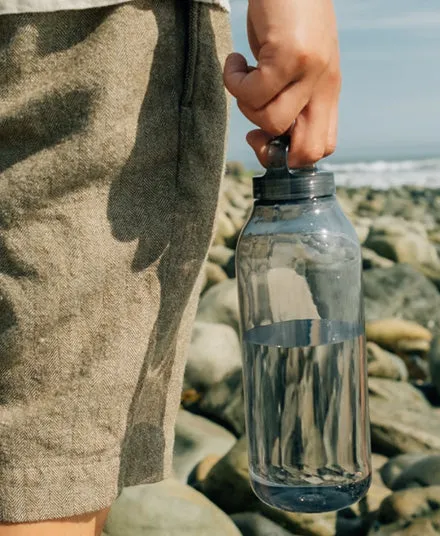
left=246, top=129, right=273, bottom=168
left=223, top=52, right=249, bottom=98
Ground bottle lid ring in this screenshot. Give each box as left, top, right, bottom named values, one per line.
left=253, top=136, right=335, bottom=202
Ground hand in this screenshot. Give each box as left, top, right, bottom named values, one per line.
left=223, top=0, right=341, bottom=168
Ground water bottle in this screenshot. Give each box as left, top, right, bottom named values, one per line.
left=236, top=136, right=371, bottom=513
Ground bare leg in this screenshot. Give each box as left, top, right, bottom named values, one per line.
left=0, top=508, right=110, bottom=536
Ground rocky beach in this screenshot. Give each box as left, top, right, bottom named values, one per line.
left=103, top=165, right=440, bottom=536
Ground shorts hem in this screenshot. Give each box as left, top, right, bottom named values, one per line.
left=0, top=455, right=122, bottom=523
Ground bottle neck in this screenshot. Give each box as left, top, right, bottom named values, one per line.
left=250, top=195, right=340, bottom=225
left=253, top=168, right=336, bottom=203
left=254, top=193, right=336, bottom=207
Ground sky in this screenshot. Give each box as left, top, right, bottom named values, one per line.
left=227, top=0, right=440, bottom=166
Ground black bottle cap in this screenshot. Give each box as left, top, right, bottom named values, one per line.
left=253, top=136, right=336, bottom=202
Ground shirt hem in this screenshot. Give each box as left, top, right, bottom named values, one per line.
left=0, top=0, right=131, bottom=15
left=0, top=0, right=230, bottom=16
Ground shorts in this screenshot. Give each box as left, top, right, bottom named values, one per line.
left=0, top=0, right=231, bottom=522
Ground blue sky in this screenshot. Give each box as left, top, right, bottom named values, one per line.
left=227, top=0, right=440, bottom=166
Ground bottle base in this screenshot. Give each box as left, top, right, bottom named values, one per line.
left=250, top=473, right=371, bottom=513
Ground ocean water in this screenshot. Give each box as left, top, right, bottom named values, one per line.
left=243, top=319, right=371, bottom=513
left=321, top=157, right=440, bottom=189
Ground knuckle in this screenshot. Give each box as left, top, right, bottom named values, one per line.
left=324, top=142, right=337, bottom=157
left=292, top=46, right=310, bottom=71
left=296, top=46, right=329, bottom=73
left=264, top=116, right=291, bottom=136
left=310, top=147, right=326, bottom=162
left=328, top=69, right=342, bottom=89
left=298, top=146, right=326, bottom=164
left=312, top=52, right=330, bottom=72
left=261, top=38, right=330, bottom=82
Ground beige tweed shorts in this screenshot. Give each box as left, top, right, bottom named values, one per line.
left=0, top=0, right=231, bottom=523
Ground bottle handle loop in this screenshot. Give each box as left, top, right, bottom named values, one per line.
left=267, top=135, right=290, bottom=171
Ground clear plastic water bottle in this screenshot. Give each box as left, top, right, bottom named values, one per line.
left=236, top=136, right=371, bottom=513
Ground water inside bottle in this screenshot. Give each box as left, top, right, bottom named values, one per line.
left=243, top=319, right=371, bottom=513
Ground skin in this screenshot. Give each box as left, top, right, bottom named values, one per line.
left=0, top=510, right=109, bottom=536
left=224, top=0, right=341, bottom=168
left=0, top=1, right=340, bottom=533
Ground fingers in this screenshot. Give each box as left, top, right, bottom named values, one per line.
left=224, top=39, right=325, bottom=112
left=246, top=97, right=339, bottom=169
left=289, top=46, right=341, bottom=166
left=227, top=0, right=341, bottom=168
left=323, top=48, right=342, bottom=158
left=289, top=99, right=332, bottom=168
left=246, top=130, right=272, bottom=168
left=246, top=49, right=341, bottom=169
left=224, top=51, right=295, bottom=111
left=225, top=51, right=339, bottom=150
left=237, top=77, right=313, bottom=136
left=324, top=91, right=339, bottom=158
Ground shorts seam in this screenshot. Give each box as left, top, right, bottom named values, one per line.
left=180, top=0, right=200, bottom=108
left=1, top=452, right=120, bottom=470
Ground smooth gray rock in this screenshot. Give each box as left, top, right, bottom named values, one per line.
left=196, top=278, right=239, bottom=333
left=363, top=264, right=440, bottom=333
left=391, top=455, right=440, bottom=491
left=368, top=486, right=440, bottom=535
left=173, top=410, right=236, bottom=483
left=368, top=378, right=440, bottom=456
left=339, top=186, right=440, bottom=229
left=382, top=187, right=437, bottom=226
left=232, top=512, right=296, bottom=536
left=208, top=244, right=235, bottom=267
left=203, top=262, right=228, bottom=292
left=369, top=377, right=430, bottom=411
left=367, top=342, right=409, bottom=381
left=365, top=216, right=439, bottom=270
left=362, top=247, right=395, bottom=270
left=378, top=486, right=440, bottom=523
left=369, top=513, right=440, bottom=535
left=380, top=453, right=429, bottom=490
left=366, top=318, right=432, bottom=355
left=103, top=479, right=242, bottom=536
left=353, top=217, right=372, bottom=245
left=366, top=319, right=432, bottom=381
left=202, top=437, right=257, bottom=514
left=214, top=211, right=237, bottom=246
left=198, top=368, right=245, bottom=436
left=352, top=453, right=391, bottom=516
left=208, top=245, right=235, bottom=279
left=185, top=321, right=242, bottom=391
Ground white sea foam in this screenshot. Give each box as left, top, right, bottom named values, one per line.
left=321, top=158, right=440, bottom=189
